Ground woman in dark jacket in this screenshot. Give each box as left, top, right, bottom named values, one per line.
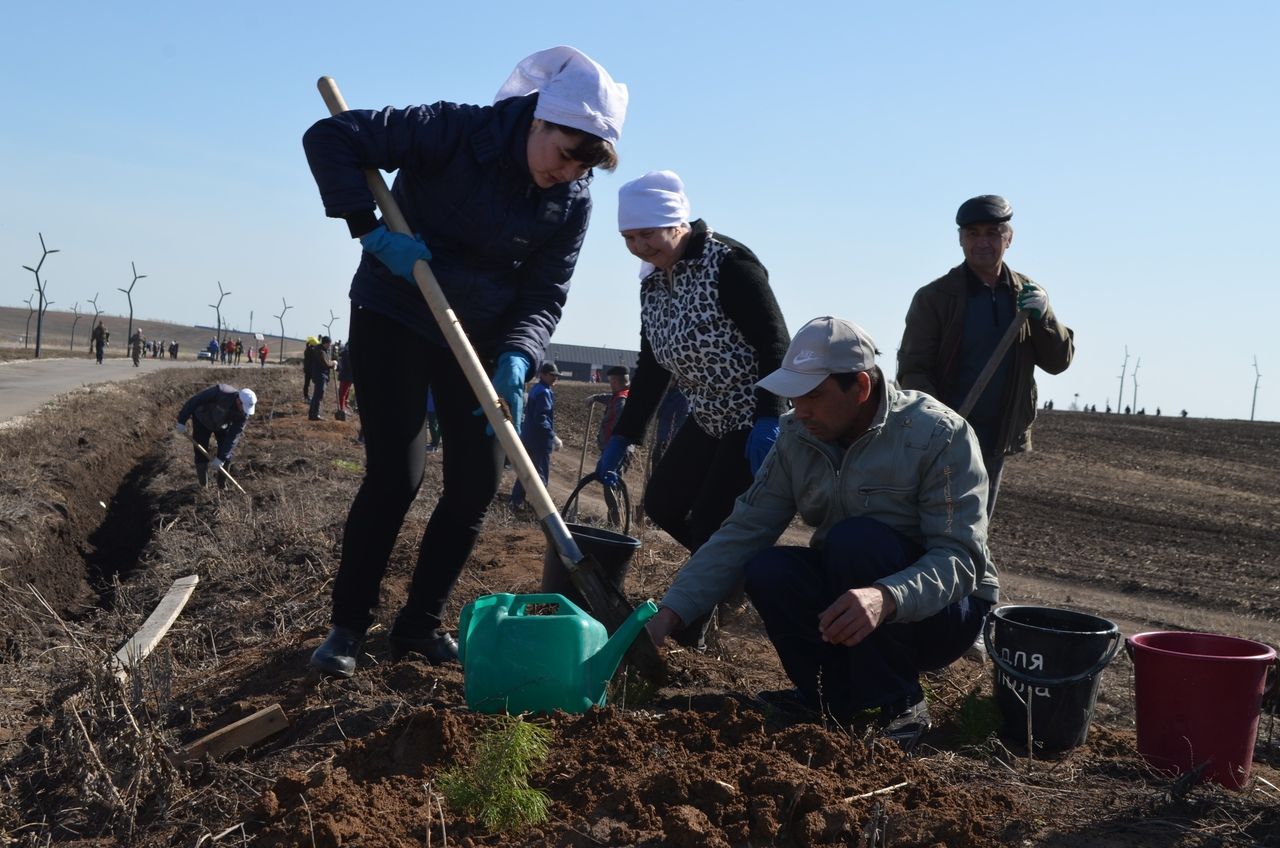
left=303, top=47, right=628, bottom=677
left=594, top=170, right=790, bottom=648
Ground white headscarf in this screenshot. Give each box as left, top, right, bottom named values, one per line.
left=494, top=46, right=627, bottom=145
left=617, top=170, right=691, bottom=231
left=617, top=170, right=692, bottom=278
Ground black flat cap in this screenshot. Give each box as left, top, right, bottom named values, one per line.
left=605, top=365, right=629, bottom=377
left=956, top=195, right=1013, bottom=226
left=539, top=361, right=560, bottom=375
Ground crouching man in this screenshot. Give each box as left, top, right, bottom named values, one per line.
left=176, top=384, right=257, bottom=488
left=645, top=316, right=999, bottom=747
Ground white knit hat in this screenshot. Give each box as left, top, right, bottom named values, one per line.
left=617, top=170, right=691, bottom=232
left=494, top=46, right=628, bottom=144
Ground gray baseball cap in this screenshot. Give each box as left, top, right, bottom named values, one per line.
left=757, top=317, right=880, bottom=398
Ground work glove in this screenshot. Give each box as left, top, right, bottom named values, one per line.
left=209, top=457, right=224, bottom=473
left=745, top=416, right=780, bottom=476
left=553, top=435, right=563, bottom=451
left=175, top=422, right=187, bottom=435
left=475, top=351, right=532, bottom=436
left=595, top=435, right=631, bottom=488
left=1017, top=282, right=1048, bottom=321
left=358, top=224, right=432, bottom=283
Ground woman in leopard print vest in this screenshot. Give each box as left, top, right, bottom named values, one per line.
left=595, top=170, right=790, bottom=649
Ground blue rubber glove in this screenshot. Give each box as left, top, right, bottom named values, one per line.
left=745, top=416, right=780, bottom=476
left=480, top=351, right=531, bottom=436
left=596, top=435, right=631, bottom=488
left=1016, top=281, right=1048, bottom=321
left=358, top=224, right=432, bottom=282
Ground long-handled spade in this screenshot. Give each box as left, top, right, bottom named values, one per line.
left=185, top=433, right=247, bottom=495
left=316, top=77, right=666, bottom=684
left=957, top=310, right=1031, bottom=419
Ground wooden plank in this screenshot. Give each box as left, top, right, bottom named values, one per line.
left=112, top=574, right=199, bottom=681
left=182, top=704, right=290, bottom=762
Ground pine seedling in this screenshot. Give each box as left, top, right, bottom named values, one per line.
left=438, top=714, right=552, bottom=831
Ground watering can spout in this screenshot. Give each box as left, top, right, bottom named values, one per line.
left=589, top=599, right=659, bottom=684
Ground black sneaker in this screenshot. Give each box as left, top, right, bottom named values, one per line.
left=879, top=697, right=931, bottom=753
left=389, top=612, right=459, bottom=664
left=310, top=626, right=366, bottom=677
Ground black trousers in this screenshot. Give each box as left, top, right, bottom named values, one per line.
left=643, top=418, right=753, bottom=554
left=331, top=307, right=504, bottom=633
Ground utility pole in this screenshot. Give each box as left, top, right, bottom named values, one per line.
left=209, top=281, right=231, bottom=348
left=1131, top=357, right=1141, bottom=412
left=1252, top=356, right=1262, bottom=422
left=275, top=298, right=292, bottom=364
left=21, top=232, right=60, bottom=359
left=1117, top=346, right=1129, bottom=412
left=69, top=302, right=81, bottom=351
left=118, top=261, right=146, bottom=343
left=249, top=310, right=254, bottom=335
left=88, top=293, right=102, bottom=352
left=23, top=294, right=35, bottom=349
left=324, top=309, right=340, bottom=339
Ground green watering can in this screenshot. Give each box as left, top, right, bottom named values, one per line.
left=458, top=593, right=658, bottom=714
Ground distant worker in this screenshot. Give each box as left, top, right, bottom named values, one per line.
left=91, top=321, right=109, bottom=365
left=510, top=363, right=560, bottom=509
left=130, top=329, right=144, bottom=367
left=897, top=195, right=1074, bottom=518
left=175, top=384, right=257, bottom=488
left=258, top=343, right=269, bottom=367
left=307, top=335, right=335, bottom=421
left=336, top=341, right=355, bottom=421
left=302, top=336, right=319, bottom=401
left=587, top=365, right=631, bottom=523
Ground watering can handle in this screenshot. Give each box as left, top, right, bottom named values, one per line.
left=983, top=617, right=1124, bottom=689
left=510, top=594, right=580, bottom=615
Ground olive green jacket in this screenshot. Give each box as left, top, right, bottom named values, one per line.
left=896, top=263, right=1074, bottom=454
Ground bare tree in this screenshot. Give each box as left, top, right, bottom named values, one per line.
left=1116, top=346, right=1129, bottom=413
left=324, top=309, right=341, bottom=339
left=209, top=281, right=231, bottom=347
left=23, top=294, right=35, bottom=349
left=21, top=232, right=59, bottom=359
left=88, top=293, right=103, bottom=351
left=118, top=262, right=146, bottom=342
left=1252, top=356, right=1262, bottom=422
left=274, top=298, right=293, bottom=364
left=1131, top=357, right=1141, bottom=412
left=69, top=302, right=82, bottom=351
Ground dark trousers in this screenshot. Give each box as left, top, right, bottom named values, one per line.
left=94, top=342, right=104, bottom=364
left=644, top=419, right=752, bottom=553
left=309, top=375, right=328, bottom=419
left=744, top=516, right=991, bottom=716
left=510, top=435, right=553, bottom=507
left=191, top=422, right=234, bottom=488
left=331, top=307, right=504, bottom=633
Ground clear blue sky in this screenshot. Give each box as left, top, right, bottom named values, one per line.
left=3, top=2, right=1277, bottom=420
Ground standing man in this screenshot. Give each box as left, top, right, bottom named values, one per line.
left=510, top=362, right=560, bottom=509
left=897, top=196, right=1073, bottom=517
left=307, top=336, right=335, bottom=421
left=91, top=321, right=108, bottom=365
left=646, top=317, right=997, bottom=747
left=130, top=329, right=144, bottom=367
left=176, top=384, right=257, bottom=489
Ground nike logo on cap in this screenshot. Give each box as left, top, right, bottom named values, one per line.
left=792, top=350, right=818, bottom=365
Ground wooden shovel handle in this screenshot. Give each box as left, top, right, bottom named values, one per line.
left=957, top=310, right=1031, bottom=419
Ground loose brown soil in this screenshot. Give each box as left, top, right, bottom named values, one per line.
left=1, top=370, right=1278, bottom=847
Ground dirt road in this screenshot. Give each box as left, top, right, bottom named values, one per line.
left=0, top=356, right=213, bottom=427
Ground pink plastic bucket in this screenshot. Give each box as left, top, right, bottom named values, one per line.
left=1128, top=631, right=1276, bottom=789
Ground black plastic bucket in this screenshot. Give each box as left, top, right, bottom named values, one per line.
left=541, top=523, right=640, bottom=612
left=984, top=605, right=1122, bottom=752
